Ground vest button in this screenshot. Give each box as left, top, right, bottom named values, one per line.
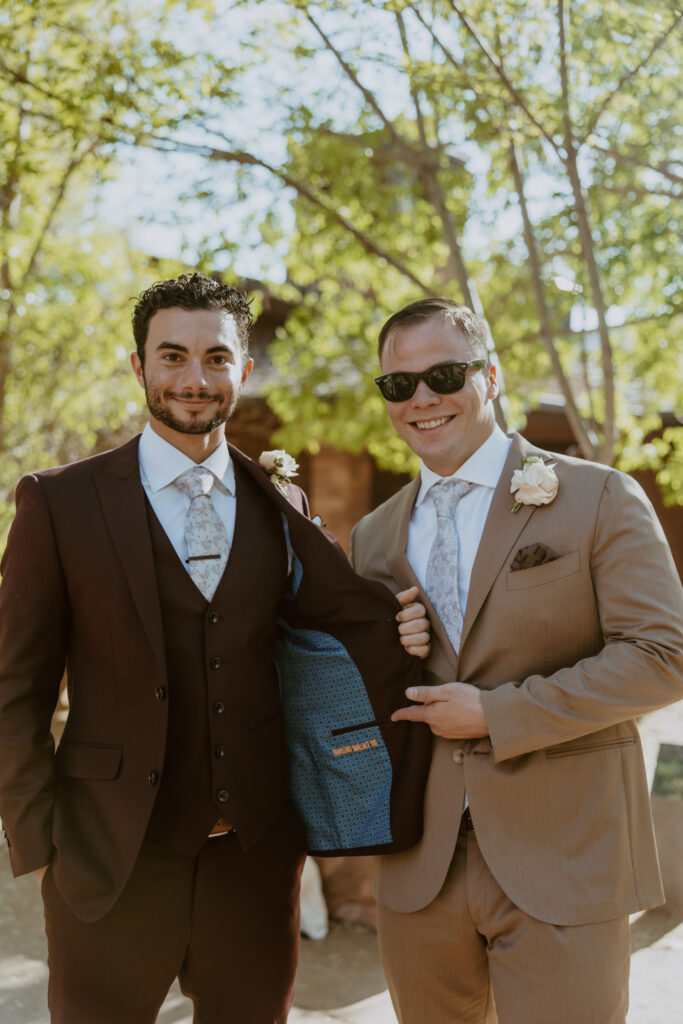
left=217, top=789, right=229, bottom=803
left=154, top=686, right=167, bottom=701
left=148, top=770, right=159, bottom=785
left=210, top=656, right=222, bottom=670
left=208, top=611, right=220, bottom=624
left=215, top=744, right=226, bottom=758
left=213, top=700, right=225, bottom=714
left=452, top=749, right=464, bottom=764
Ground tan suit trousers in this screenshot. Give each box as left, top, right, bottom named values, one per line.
left=378, top=826, right=631, bottom=1024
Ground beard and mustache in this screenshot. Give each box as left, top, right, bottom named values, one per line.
left=143, top=381, right=239, bottom=436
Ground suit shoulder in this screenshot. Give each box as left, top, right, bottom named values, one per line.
left=546, top=450, right=643, bottom=493
left=354, top=479, right=417, bottom=538
left=523, top=445, right=655, bottom=521
left=22, top=438, right=140, bottom=489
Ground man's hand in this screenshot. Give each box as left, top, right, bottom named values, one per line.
left=396, top=586, right=431, bottom=659
left=391, top=682, right=488, bottom=738
left=34, top=865, right=48, bottom=887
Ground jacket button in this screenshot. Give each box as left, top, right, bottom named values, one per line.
left=213, top=700, right=225, bottom=714
left=210, top=656, right=222, bottom=670
left=208, top=611, right=220, bottom=624
left=215, top=744, right=226, bottom=758
left=154, top=686, right=167, bottom=701
left=148, top=770, right=159, bottom=785
left=217, top=789, right=229, bottom=803
left=452, top=749, right=464, bottom=764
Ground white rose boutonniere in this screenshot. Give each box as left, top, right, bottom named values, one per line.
left=510, top=456, right=559, bottom=513
left=259, top=449, right=299, bottom=495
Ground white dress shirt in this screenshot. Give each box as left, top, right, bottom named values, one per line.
left=138, top=424, right=237, bottom=573
left=406, top=426, right=512, bottom=619
left=407, top=427, right=511, bottom=814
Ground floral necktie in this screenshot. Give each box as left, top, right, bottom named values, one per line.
left=174, top=466, right=230, bottom=601
left=425, top=478, right=471, bottom=653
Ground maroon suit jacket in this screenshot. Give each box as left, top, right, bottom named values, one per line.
left=0, top=436, right=430, bottom=920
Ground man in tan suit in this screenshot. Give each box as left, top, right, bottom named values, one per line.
left=351, top=297, right=683, bottom=1024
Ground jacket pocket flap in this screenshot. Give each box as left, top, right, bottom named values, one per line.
left=545, top=736, right=636, bottom=758
left=57, top=741, right=123, bottom=780
left=506, top=549, right=580, bottom=590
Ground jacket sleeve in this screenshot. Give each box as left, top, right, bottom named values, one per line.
left=482, top=470, right=683, bottom=761
left=0, top=474, right=67, bottom=874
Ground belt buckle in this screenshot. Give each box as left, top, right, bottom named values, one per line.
left=208, top=817, right=235, bottom=839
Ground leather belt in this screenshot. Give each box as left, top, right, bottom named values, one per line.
left=208, top=817, right=235, bottom=838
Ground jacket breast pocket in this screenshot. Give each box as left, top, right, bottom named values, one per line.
left=505, top=549, right=580, bottom=591
left=56, top=741, right=123, bottom=780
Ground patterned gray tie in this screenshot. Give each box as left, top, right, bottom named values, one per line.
left=174, top=467, right=230, bottom=601
left=425, top=478, right=471, bottom=652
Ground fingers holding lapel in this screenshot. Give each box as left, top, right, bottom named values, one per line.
left=395, top=586, right=431, bottom=660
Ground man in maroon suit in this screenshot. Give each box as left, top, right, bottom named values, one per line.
left=0, top=273, right=429, bottom=1023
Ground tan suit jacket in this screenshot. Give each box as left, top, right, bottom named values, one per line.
left=351, top=433, right=683, bottom=926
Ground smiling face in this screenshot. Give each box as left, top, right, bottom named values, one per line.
left=380, top=316, right=498, bottom=476
left=131, top=306, right=253, bottom=450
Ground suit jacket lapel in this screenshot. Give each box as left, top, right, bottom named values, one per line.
left=383, top=476, right=420, bottom=592
left=228, top=444, right=307, bottom=516
left=92, top=436, right=166, bottom=672
left=384, top=477, right=460, bottom=676
left=459, top=433, right=546, bottom=651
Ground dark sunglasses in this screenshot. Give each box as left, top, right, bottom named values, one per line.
left=374, top=359, right=489, bottom=402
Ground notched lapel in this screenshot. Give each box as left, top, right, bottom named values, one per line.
left=460, top=435, right=546, bottom=651
left=384, top=477, right=460, bottom=676
left=383, top=477, right=421, bottom=594
left=92, top=438, right=166, bottom=672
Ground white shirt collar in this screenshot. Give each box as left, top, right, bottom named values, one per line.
left=138, top=422, right=235, bottom=495
left=416, top=425, right=512, bottom=506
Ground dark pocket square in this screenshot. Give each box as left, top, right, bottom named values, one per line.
left=510, top=543, right=559, bottom=572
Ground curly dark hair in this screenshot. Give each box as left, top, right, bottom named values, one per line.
left=132, top=272, right=254, bottom=363
left=378, top=297, right=489, bottom=363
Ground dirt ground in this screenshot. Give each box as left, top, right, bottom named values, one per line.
left=1, top=702, right=681, bottom=1023
left=0, top=856, right=383, bottom=1023
left=1, top=846, right=682, bottom=1024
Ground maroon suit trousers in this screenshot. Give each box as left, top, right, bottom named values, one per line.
left=42, top=812, right=306, bottom=1024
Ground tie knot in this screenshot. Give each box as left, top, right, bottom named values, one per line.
left=430, top=478, right=470, bottom=517
left=174, top=466, right=215, bottom=500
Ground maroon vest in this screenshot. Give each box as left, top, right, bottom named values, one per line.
left=145, top=465, right=289, bottom=855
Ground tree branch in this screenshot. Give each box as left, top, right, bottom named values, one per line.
left=394, top=10, right=476, bottom=309
left=598, top=182, right=682, bottom=202
left=586, top=139, right=683, bottom=187
left=0, top=101, right=28, bottom=442
left=509, top=143, right=596, bottom=457
left=136, top=134, right=435, bottom=295
left=395, top=11, right=431, bottom=152
left=300, top=5, right=416, bottom=166
left=282, top=6, right=476, bottom=302
left=20, top=146, right=89, bottom=289
left=0, top=56, right=75, bottom=110
left=557, top=0, right=615, bottom=463
left=537, top=309, right=681, bottom=341
left=438, top=0, right=563, bottom=156
left=579, top=11, right=683, bottom=143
